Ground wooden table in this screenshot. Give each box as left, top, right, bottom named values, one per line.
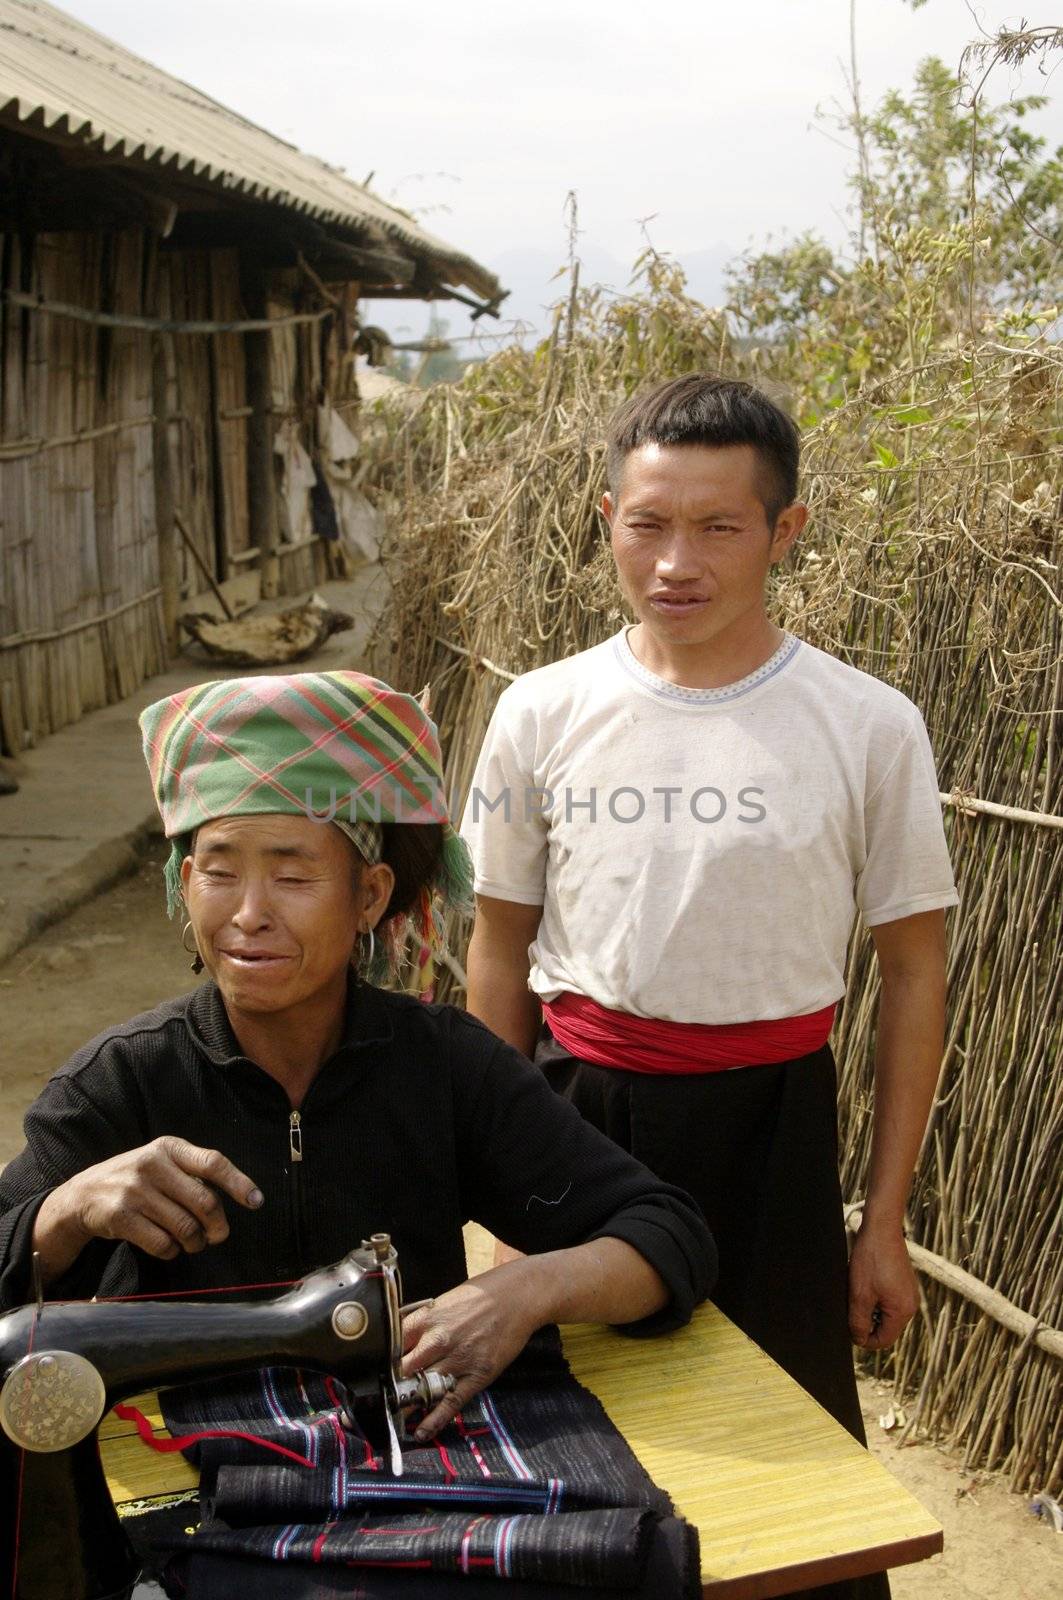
left=101, top=1304, right=941, bottom=1598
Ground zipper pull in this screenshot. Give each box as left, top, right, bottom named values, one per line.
left=289, top=1109, right=303, bottom=1163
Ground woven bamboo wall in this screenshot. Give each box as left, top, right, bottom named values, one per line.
left=159, top=249, right=221, bottom=596
left=0, top=229, right=164, bottom=752
left=0, top=230, right=354, bottom=755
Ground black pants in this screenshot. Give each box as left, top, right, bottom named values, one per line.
left=537, top=1034, right=890, bottom=1600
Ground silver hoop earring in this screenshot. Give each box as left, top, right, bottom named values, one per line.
left=181, top=920, right=205, bottom=975
left=359, top=925, right=376, bottom=973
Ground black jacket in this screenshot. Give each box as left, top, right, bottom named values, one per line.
left=0, top=981, right=716, bottom=1326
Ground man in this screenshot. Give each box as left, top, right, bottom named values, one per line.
left=461, top=376, right=957, bottom=1598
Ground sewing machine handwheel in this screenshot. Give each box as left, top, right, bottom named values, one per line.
left=0, top=1349, right=106, bottom=1452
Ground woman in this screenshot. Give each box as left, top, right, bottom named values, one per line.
left=0, top=669, right=714, bottom=1439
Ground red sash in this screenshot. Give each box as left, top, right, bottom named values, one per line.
left=541, top=991, right=837, bottom=1075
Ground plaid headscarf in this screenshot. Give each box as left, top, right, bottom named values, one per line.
left=139, top=671, right=473, bottom=979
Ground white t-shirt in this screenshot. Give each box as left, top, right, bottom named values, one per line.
left=459, top=629, right=959, bottom=1025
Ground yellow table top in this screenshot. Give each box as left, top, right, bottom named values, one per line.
left=563, top=1305, right=941, bottom=1597
left=100, top=1304, right=941, bottom=1598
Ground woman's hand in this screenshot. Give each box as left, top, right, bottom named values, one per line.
left=400, top=1237, right=667, bottom=1440
left=400, top=1262, right=544, bottom=1440
left=32, top=1137, right=264, bottom=1283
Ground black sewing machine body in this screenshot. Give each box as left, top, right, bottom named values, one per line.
left=0, top=1235, right=438, bottom=1600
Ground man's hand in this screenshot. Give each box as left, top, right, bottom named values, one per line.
left=400, top=1263, right=541, bottom=1440
left=32, top=1137, right=264, bottom=1282
left=847, top=1217, right=919, bottom=1350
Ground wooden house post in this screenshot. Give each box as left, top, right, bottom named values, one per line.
left=240, top=257, right=280, bottom=598
left=151, top=331, right=179, bottom=654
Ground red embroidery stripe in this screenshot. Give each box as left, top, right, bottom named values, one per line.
left=311, top=1523, right=335, bottom=1563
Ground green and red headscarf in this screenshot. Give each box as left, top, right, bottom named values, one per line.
left=139, top=670, right=472, bottom=978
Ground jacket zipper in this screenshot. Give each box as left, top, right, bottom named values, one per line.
left=288, top=1110, right=304, bottom=1265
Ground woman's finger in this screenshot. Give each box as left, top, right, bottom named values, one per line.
left=161, top=1139, right=265, bottom=1212
left=107, top=1205, right=183, bottom=1260
left=402, top=1321, right=460, bottom=1375
left=401, top=1307, right=432, bottom=1357
left=152, top=1164, right=232, bottom=1245
left=413, top=1375, right=482, bottom=1442
left=132, top=1191, right=210, bottom=1254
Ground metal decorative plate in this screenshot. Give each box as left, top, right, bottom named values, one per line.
left=0, top=1348, right=106, bottom=1452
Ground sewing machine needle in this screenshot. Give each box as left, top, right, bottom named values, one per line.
left=31, top=1251, right=43, bottom=1331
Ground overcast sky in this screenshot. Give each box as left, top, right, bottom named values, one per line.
left=57, top=1, right=1063, bottom=340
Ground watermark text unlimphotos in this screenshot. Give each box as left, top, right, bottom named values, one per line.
left=302, top=783, right=768, bottom=826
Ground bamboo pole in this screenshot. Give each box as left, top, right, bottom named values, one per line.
left=0, top=590, right=162, bottom=651
left=0, top=414, right=155, bottom=461
left=239, top=259, right=280, bottom=599
left=151, top=334, right=179, bottom=653
left=940, top=791, right=1063, bottom=828
left=173, top=509, right=235, bottom=620
left=5, top=290, right=332, bottom=335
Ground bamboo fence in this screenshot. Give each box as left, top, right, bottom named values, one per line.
left=363, top=269, right=1062, bottom=1496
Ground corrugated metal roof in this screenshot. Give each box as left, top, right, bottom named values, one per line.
left=0, top=0, right=502, bottom=304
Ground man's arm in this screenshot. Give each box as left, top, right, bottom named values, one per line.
left=848, top=908, right=947, bottom=1350
left=465, top=893, right=544, bottom=1058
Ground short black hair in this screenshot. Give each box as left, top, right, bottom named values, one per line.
left=605, top=375, right=800, bottom=525
left=379, top=822, right=443, bottom=923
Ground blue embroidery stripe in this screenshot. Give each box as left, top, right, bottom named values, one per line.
left=342, top=1478, right=553, bottom=1509
left=480, top=1389, right=534, bottom=1480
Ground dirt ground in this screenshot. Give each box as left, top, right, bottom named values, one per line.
left=1, top=840, right=1060, bottom=1597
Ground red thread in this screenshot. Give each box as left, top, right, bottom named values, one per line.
left=454, top=1412, right=491, bottom=1479
left=350, top=1560, right=433, bottom=1569
left=323, top=1375, right=346, bottom=1412
left=114, top=1400, right=314, bottom=1468
left=66, top=1265, right=384, bottom=1302
left=321, top=1376, right=378, bottom=1470
left=93, top=1278, right=297, bottom=1301
left=311, top=1523, right=335, bottom=1563
left=433, top=1440, right=458, bottom=1482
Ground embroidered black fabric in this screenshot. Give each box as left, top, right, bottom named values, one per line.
left=129, top=1332, right=699, bottom=1600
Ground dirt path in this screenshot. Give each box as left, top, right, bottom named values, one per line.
left=2, top=841, right=1060, bottom=1597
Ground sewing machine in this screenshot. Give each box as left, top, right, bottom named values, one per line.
left=0, top=1234, right=452, bottom=1600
